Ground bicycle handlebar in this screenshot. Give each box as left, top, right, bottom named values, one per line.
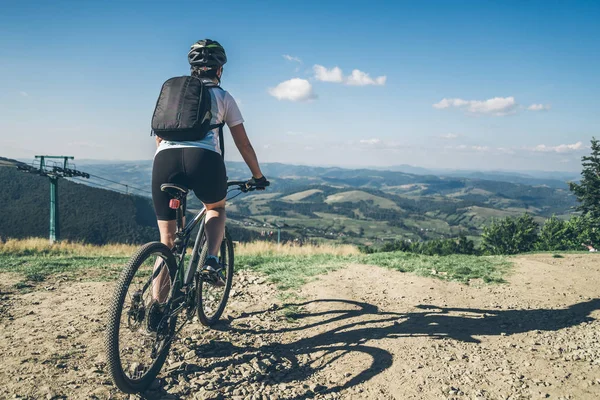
left=227, top=180, right=268, bottom=193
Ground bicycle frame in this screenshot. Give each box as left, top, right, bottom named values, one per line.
left=171, top=205, right=207, bottom=294
left=147, top=205, right=207, bottom=326
left=162, top=180, right=259, bottom=316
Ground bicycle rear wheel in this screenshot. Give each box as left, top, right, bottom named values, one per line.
left=196, top=229, right=234, bottom=326
left=104, top=242, right=178, bottom=393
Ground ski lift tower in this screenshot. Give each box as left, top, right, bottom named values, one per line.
left=18, top=156, right=89, bottom=243
left=37, top=156, right=74, bottom=243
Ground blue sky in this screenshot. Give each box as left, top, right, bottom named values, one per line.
left=1, top=0, right=598, bottom=171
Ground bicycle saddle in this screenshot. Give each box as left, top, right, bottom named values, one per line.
left=160, top=183, right=189, bottom=199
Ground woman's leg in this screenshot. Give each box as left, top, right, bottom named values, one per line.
left=158, top=220, right=177, bottom=248
left=204, top=198, right=227, bottom=257
left=151, top=149, right=182, bottom=303
left=152, top=220, right=176, bottom=302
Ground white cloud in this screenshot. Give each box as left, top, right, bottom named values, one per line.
left=527, top=103, right=551, bottom=111
left=532, top=142, right=584, bottom=153
left=439, top=133, right=459, bottom=140
left=268, top=78, right=316, bottom=102
left=359, top=138, right=382, bottom=145
left=353, top=138, right=408, bottom=151
left=313, top=65, right=386, bottom=86
left=20, top=91, right=28, bottom=97
left=345, top=69, right=387, bottom=86
left=471, top=145, right=490, bottom=152
left=283, top=54, right=302, bottom=63
left=433, top=96, right=518, bottom=116
left=444, top=142, right=586, bottom=155
left=497, top=147, right=516, bottom=155
left=433, top=98, right=469, bottom=109
left=313, top=65, right=344, bottom=83
left=447, top=144, right=490, bottom=152
left=468, top=97, right=516, bottom=115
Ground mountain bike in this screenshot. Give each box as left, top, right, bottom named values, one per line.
left=104, top=179, right=266, bottom=394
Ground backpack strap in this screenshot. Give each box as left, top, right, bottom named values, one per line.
left=204, top=81, right=226, bottom=158
left=218, top=125, right=225, bottom=158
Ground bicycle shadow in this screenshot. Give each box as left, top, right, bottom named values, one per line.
left=155, top=297, right=600, bottom=399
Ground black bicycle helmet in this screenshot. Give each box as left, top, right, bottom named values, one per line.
left=188, top=39, right=227, bottom=68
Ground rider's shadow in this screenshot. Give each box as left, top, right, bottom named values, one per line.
left=160, top=298, right=600, bottom=399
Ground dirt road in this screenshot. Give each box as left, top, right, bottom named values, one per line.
left=1, top=254, right=599, bottom=399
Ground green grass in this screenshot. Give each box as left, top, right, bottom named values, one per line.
left=362, top=252, right=511, bottom=284
left=237, top=253, right=352, bottom=290
left=0, top=254, right=127, bottom=288
left=1, top=250, right=512, bottom=293
left=236, top=251, right=512, bottom=289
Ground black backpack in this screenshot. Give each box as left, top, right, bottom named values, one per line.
left=151, top=76, right=224, bottom=142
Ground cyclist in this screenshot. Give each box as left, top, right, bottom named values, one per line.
left=151, top=39, right=268, bottom=303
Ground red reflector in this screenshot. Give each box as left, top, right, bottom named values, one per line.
left=169, top=199, right=181, bottom=209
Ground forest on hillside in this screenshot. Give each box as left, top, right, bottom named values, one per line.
left=0, top=167, right=158, bottom=244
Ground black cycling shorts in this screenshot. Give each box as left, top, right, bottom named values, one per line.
left=152, top=148, right=227, bottom=221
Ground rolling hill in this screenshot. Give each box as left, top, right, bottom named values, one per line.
left=1, top=157, right=579, bottom=245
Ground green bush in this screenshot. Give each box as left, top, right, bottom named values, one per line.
left=365, top=214, right=596, bottom=256
left=363, top=235, right=477, bottom=256
left=566, top=215, right=600, bottom=248
left=410, top=236, right=477, bottom=256
left=380, top=240, right=411, bottom=253
left=535, top=214, right=600, bottom=251
left=536, top=215, right=573, bottom=251
left=482, top=214, right=539, bottom=255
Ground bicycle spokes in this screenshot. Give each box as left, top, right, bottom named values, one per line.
left=201, top=267, right=227, bottom=311
left=197, top=235, right=234, bottom=326
left=117, top=252, right=174, bottom=381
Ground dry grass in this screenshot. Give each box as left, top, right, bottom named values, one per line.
left=0, top=238, right=138, bottom=257
left=235, top=241, right=359, bottom=256
left=0, top=238, right=359, bottom=257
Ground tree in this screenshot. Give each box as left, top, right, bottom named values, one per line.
left=569, top=137, right=600, bottom=219
left=482, top=214, right=539, bottom=255
left=566, top=215, right=600, bottom=249
left=456, top=235, right=476, bottom=254
left=536, top=215, right=571, bottom=251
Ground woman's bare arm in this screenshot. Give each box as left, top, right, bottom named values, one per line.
left=229, top=123, right=264, bottom=178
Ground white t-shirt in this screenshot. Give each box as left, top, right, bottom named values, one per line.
left=156, top=78, right=244, bottom=156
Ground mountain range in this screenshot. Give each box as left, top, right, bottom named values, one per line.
left=1, top=156, right=579, bottom=245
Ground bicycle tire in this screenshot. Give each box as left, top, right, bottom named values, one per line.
left=104, top=241, right=178, bottom=393
left=196, top=228, right=234, bottom=326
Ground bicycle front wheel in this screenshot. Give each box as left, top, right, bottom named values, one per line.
left=196, top=229, right=234, bottom=326
left=104, top=242, right=178, bottom=393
